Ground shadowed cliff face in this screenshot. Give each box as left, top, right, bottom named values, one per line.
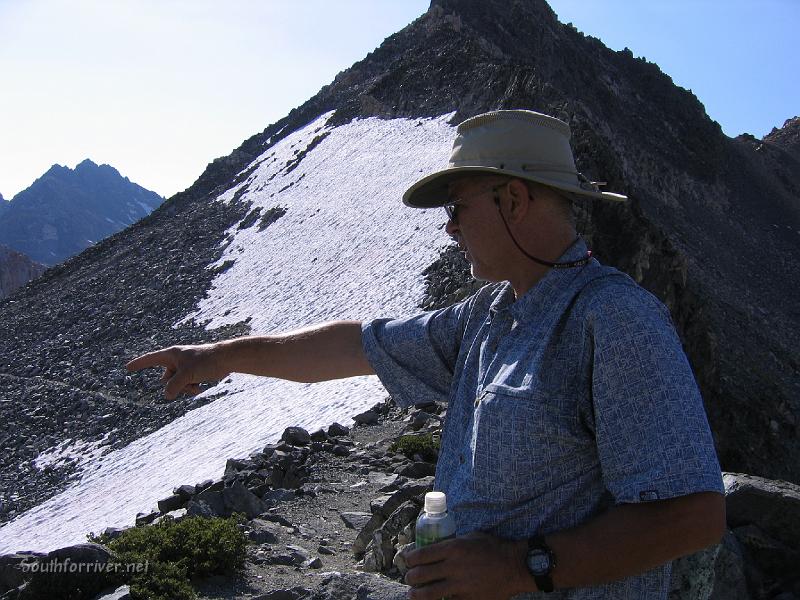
left=0, top=245, right=46, bottom=300
left=0, top=0, right=796, bottom=528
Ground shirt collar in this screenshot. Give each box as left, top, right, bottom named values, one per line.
left=489, top=236, right=592, bottom=322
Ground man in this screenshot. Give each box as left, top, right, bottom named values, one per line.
left=127, top=110, right=726, bottom=599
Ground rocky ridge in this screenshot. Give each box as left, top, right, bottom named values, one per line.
left=2, top=400, right=799, bottom=600
left=0, top=245, right=46, bottom=300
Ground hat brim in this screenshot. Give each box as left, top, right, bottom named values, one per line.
left=402, top=166, right=627, bottom=207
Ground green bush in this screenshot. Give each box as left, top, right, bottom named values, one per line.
left=88, top=514, right=247, bottom=600
left=389, top=433, right=440, bottom=462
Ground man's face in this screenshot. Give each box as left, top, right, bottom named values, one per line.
left=444, top=175, right=509, bottom=282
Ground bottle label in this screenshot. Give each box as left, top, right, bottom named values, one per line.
left=416, top=531, right=455, bottom=548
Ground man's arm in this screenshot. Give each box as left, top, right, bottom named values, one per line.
left=404, top=491, right=726, bottom=599
left=126, top=320, right=375, bottom=400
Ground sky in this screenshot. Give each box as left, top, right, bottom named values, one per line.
left=0, top=0, right=797, bottom=201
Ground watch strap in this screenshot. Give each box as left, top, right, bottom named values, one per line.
left=527, top=535, right=556, bottom=593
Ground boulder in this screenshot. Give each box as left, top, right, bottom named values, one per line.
left=309, top=571, right=408, bottom=600
left=340, top=512, right=373, bottom=530
left=669, top=531, right=750, bottom=599
left=327, top=423, right=350, bottom=437
left=188, top=481, right=267, bottom=518
left=12, top=544, right=118, bottom=600
left=353, top=410, right=380, bottom=425
left=156, top=493, right=184, bottom=514
left=723, top=473, right=800, bottom=551
left=366, top=501, right=421, bottom=573
left=281, top=427, right=311, bottom=446
left=90, top=585, right=131, bottom=600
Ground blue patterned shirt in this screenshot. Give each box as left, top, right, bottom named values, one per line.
left=362, top=237, right=724, bottom=599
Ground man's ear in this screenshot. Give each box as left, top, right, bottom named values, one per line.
left=505, top=178, right=531, bottom=223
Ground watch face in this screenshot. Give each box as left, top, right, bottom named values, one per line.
left=527, top=550, right=551, bottom=575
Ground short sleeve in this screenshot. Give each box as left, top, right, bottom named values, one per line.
left=362, top=298, right=473, bottom=408
left=587, top=282, right=725, bottom=504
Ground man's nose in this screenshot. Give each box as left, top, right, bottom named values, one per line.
left=445, top=216, right=459, bottom=238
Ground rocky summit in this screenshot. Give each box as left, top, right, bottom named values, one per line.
left=0, top=0, right=798, bottom=597
left=0, top=159, right=163, bottom=265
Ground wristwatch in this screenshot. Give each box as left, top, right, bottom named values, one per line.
left=526, top=535, right=556, bottom=593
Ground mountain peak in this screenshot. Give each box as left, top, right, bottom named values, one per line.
left=76, top=158, right=99, bottom=169
left=763, top=116, right=800, bottom=160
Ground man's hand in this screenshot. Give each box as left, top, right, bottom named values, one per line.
left=404, top=531, right=530, bottom=600
left=126, top=344, right=229, bottom=400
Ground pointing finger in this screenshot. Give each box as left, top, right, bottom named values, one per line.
left=126, top=349, right=175, bottom=372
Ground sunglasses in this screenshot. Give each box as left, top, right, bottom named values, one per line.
left=444, top=202, right=460, bottom=223
left=443, top=181, right=509, bottom=224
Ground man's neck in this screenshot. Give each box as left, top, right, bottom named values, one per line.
left=509, top=232, right=580, bottom=299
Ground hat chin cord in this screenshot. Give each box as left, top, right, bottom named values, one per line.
left=494, top=198, right=592, bottom=270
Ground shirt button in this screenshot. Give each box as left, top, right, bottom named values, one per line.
left=459, top=454, right=465, bottom=464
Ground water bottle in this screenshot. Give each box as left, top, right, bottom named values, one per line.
left=415, top=491, right=456, bottom=548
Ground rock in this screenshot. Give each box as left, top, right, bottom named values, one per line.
left=248, top=520, right=281, bottom=544
left=310, top=428, right=328, bottom=442
left=100, top=527, right=128, bottom=541
left=724, top=473, right=800, bottom=552
left=371, top=478, right=432, bottom=518
left=17, top=544, right=117, bottom=600
left=153, top=508, right=187, bottom=524
left=368, top=473, right=401, bottom=489
left=156, top=493, right=184, bottom=513
left=368, top=501, right=421, bottom=573
left=134, top=510, right=159, bottom=526
left=260, top=513, right=294, bottom=528
left=251, top=588, right=310, bottom=600
left=408, top=411, right=436, bottom=431
left=332, top=445, right=351, bottom=457
left=732, top=524, right=799, bottom=577
left=262, top=488, right=297, bottom=503
left=225, top=457, right=256, bottom=476
left=304, top=557, right=323, bottom=569
left=353, top=514, right=386, bottom=557
left=0, top=552, right=45, bottom=596
left=353, top=410, right=380, bottom=425
left=285, top=545, right=313, bottom=566
left=90, top=585, right=131, bottom=600
left=281, top=426, right=311, bottom=446
left=173, top=484, right=196, bottom=500
left=189, top=481, right=267, bottom=518
left=327, top=422, right=350, bottom=437
left=393, top=542, right=416, bottom=576
left=669, top=531, right=749, bottom=600
left=311, top=571, right=409, bottom=599
left=341, top=512, right=374, bottom=530
left=398, top=462, right=436, bottom=479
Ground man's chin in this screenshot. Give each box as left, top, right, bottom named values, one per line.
left=469, top=264, right=492, bottom=283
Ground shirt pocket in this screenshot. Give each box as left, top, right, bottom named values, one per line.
left=470, top=382, right=582, bottom=504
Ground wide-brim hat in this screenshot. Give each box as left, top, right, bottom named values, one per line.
left=403, top=110, right=628, bottom=207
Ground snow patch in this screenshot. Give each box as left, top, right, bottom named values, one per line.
left=0, top=112, right=457, bottom=553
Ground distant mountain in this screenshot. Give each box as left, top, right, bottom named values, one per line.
left=0, top=244, right=46, bottom=300
left=0, top=159, right=163, bottom=265
left=0, top=194, right=7, bottom=219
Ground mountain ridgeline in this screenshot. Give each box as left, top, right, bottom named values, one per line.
left=0, top=159, right=163, bottom=266
left=0, top=0, right=797, bottom=534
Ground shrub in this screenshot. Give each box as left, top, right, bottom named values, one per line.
left=88, top=514, right=247, bottom=600
left=389, top=433, right=440, bottom=462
